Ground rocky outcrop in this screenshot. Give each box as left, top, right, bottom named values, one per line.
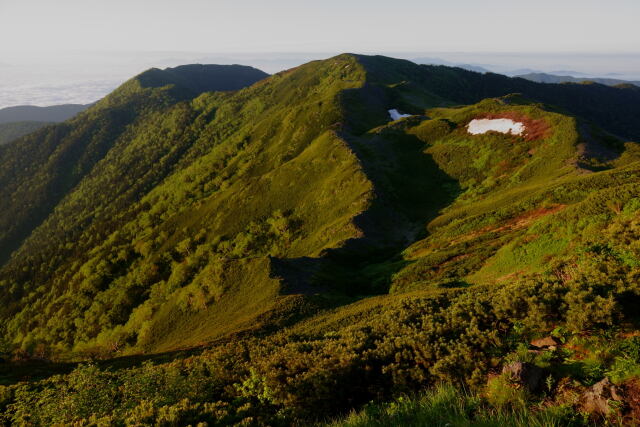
left=502, top=361, right=545, bottom=393
left=582, top=378, right=623, bottom=416
left=530, top=336, right=561, bottom=349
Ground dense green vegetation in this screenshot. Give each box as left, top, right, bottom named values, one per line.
left=0, top=121, right=50, bottom=145
left=329, top=384, right=583, bottom=427
left=1, top=54, right=640, bottom=425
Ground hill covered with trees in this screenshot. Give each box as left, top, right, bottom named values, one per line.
left=1, top=55, right=640, bottom=425
left=0, top=121, right=51, bottom=145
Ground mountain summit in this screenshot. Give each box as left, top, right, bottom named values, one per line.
left=136, top=64, right=269, bottom=93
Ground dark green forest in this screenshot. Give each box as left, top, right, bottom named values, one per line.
left=0, top=121, right=50, bottom=145
left=1, top=55, right=640, bottom=425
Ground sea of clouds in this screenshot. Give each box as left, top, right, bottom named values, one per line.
left=0, top=80, right=121, bottom=109
left=0, top=51, right=323, bottom=109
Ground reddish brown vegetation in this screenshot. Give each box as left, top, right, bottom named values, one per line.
left=495, top=159, right=514, bottom=175
left=448, top=204, right=567, bottom=247
left=507, top=204, right=567, bottom=228
left=624, top=378, right=640, bottom=424
left=434, top=253, right=471, bottom=273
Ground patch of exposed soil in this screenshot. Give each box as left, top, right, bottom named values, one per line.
left=623, top=378, right=640, bottom=424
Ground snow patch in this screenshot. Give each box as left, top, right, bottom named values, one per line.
left=388, top=109, right=411, bottom=121
left=467, top=118, right=525, bottom=136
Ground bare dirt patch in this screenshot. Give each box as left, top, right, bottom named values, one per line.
left=623, top=378, right=640, bottom=424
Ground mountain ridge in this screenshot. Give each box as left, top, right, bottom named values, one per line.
left=1, top=52, right=637, bottom=350
left=516, top=71, right=640, bottom=87
left=2, top=53, right=640, bottom=425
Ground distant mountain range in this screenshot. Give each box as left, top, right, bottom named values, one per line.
left=0, top=103, right=89, bottom=124
left=412, top=57, right=493, bottom=73
left=516, top=72, right=640, bottom=87
left=412, top=57, right=640, bottom=84
left=0, top=104, right=90, bottom=145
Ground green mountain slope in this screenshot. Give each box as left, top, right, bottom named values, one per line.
left=1, top=53, right=639, bottom=353
left=1, top=54, right=640, bottom=425
left=0, top=64, right=268, bottom=265
left=0, top=55, right=372, bottom=353
left=0, top=121, right=51, bottom=145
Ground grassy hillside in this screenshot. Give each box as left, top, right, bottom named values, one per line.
left=1, top=54, right=640, bottom=425
left=0, top=64, right=268, bottom=264
left=0, top=55, right=372, bottom=354
left=384, top=97, right=640, bottom=293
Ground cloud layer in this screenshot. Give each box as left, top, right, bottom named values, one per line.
left=0, top=80, right=120, bottom=109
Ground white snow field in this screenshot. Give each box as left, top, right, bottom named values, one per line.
left=467, top=118, right=525, bottom=136
left=388, top=109, right=412, bottom=121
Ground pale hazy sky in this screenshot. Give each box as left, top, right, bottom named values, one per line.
left=0, top=0, right=639, bottom=54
